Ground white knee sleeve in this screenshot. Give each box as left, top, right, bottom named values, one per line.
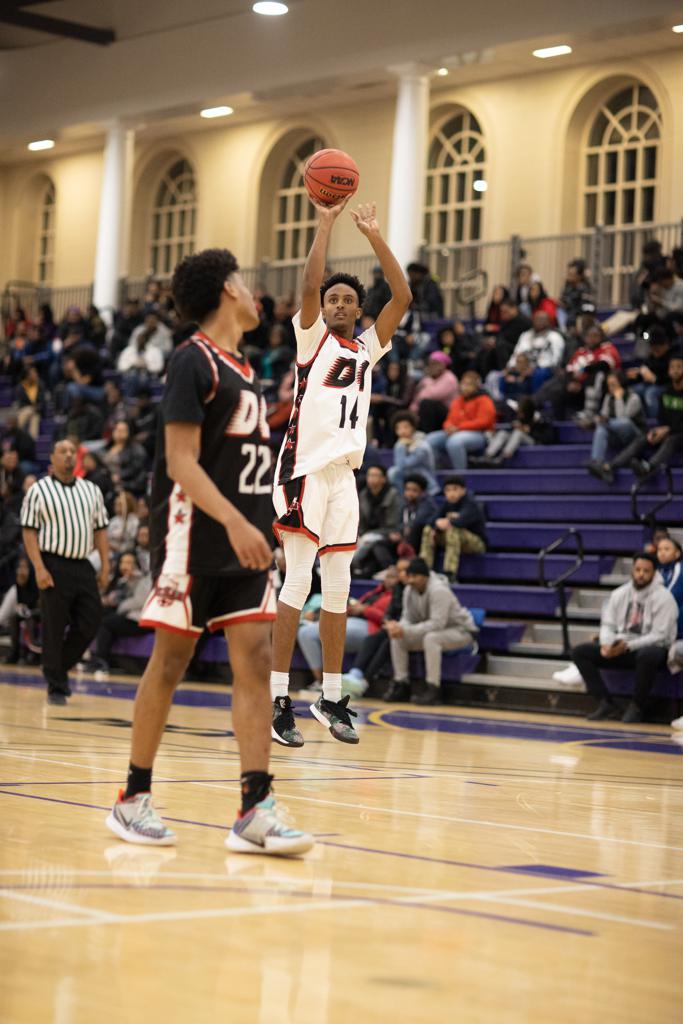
left=320, top=550, right=353, bottom=613
left=279, top=533, right=318, bottom=610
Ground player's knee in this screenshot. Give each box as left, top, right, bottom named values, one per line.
left=320, top=551, right=352, bottom=614
left=279, top=563, right=312, bottom=610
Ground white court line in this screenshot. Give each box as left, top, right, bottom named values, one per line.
left=0, top=888, right=120, bottom=920
left=472, top=896, right=672, bottom=931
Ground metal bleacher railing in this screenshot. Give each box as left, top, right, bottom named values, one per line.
left=2, top=221, right=682, bottom=330
left=538, top=528, right=585, bottom=659
left=631, top=466, right=675, bottom=529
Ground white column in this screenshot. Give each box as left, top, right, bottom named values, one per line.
left=386, top=63, right=430, bottom=270
left=93, top=121, right=134, bottom=319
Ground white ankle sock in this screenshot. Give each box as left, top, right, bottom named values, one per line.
left=270, top=671, right=289, bottom=700
left=322, top=673, right=342, bottom=703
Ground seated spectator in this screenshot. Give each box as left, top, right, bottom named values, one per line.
left=478, top=397, right=554, bottom=465
left=629, top=240, right=667, bottom=309
left=107, top=490, right=140, bottom=555
left=60, top=395, right=105, bottom=444
left=117, top=327, right=165, bottom=380
left=58, top=305, right=88, bottom=341
left=533, top=324, right=621, bottom=421
left=603, top=354, right=683, bottom=481
left=384, top=556, right=478, bottom=705
left=656, top=536, right=683, bottom=639
left=626, top=326, right=675, bottom=418
left=103, top=420, right=149, bottom=496
left=649, top=267, right=683, bottom=321
left=558, top=259, right=594, bottom=332
left=0, top=555, right=40, bottom=665
left=14, top=365, right=46, bottom=440
left=398, top=474, right=439, bottom=555
left=1, top=413, right=37, bottom=476
left=370, top=360, right=414, bottom=444
left=266, top=368, right=295, bottom=447
left=260, top=324, right=294, bottom=383
left=572, top=553, right=677, bottom=723
left=427, top=371, right=496, bottom=470
left=129, top=386, right=159, bottom=459
left=86, top=304, right=107, bottom=349
left=587, top=371, right=646, bottom=484
left=507, top=310, right=564, bottom=389
left=387, top=411, right=438, bottom=495
left=0, top=449, right=24, bottom=513
left=128, top=308, right=173, bottom=358
left=82, top=450, right=115, bottom=512
left=0, top=496, right=21, bottom=587
left=499, top=352, right=534, bottom=401
left=135, top=521, right=151, bottom=575
left=428, top=320, right=479, bottom=378
left=351, top=465, right=401, bottom=577
left=111, top=299, right=143, bottom=359
left=406, top=262, right=444, bottom=319
left=363, top=266, right=392, bottom=320
left=102, top=380, right=132, bottom=440
left=528, top=282, right=558, bottom=326
left=476, top=299, right=532, bottom=378
left=344, top=560, right=409, bottom=698
left=420, top=476, right=486, bottom=581
left=514, top=262, right=539, bottom=317
left=297, top=571, right=397, bottom=688
left=409, top=352, right=459, bottom=434
left=91, top=552, right=152, bottom=674
left=483, top=284, right=510, bottom=336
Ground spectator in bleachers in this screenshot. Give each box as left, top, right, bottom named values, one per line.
left=129, top=386, right=159, bottom=460
left=127, top=308, right=172, bottom=360
left=572, top=553, right=678, bottom=723
left=656, top=536, right=683, bottom=639
left=86, top=305, right=107, bottom=349
left=499, top=352, right=534, bottom=401
left=528, top=282, right=558, bottom=326
left=478, top=396, right=554, bottom=465
left=351, top=465, right=401, bottom=578
left=14, top=365, right=46, bottom=439
left=135, top=521, right=151, bottom=575
left=0, top=496, right=21, bottom=586
left=409, top=352, right=459, bottom=434
left=514, top=262, right=538, bottom=317
left=427, top=371, right=496, bottom=470
left=648, top=267, right=683, bottom=320
left=534, top=323, right=620, bottom=421
left=0, top=450, right=24, bottom=513
left=363, top=266, right=392, bottom=320
left=102, top=381, right=131, bottom=440
left=111, top=299, right=143, bottom=359
left=82, top=451, right=115, bottom=511
left=558, top=259, right=594, bottom=332
left=406, top=262, right=444, bottom=319
left=102, top=420, right=149, bottom=496
left=477, top=298, right=532, bottom=377
left=344, top=560, right=409, bottom=699
left=0, top=555, right=40, bottom=665
left=387, top=411, right=438, bottom=495
left=605, top=354, right=683, bottom=481
left=2, top=413, right=37, bottom=476
left=419, top=475, right=486, bottom=581
left=117, top=326, right=165, bottom=380
left=629, top=240, right=668, bottom=309
left=58, top=306, right=88, bottom=342
left=385, top=556, right=478, bottom=705
left=369, top=360, right=414, bottom=444
left=107, top=491, right=139, bottom=556
left=272, top=296, right=297, bottom=349
left=398, top=473, right=439, bottom=555
left=61, top=394, right=105, bottom=444
left=90, top=552, right=152, bottom=675
left=483, top=284, right=510, bottom=336
left=587, top=371, right=646, bottom=484
left=428, top=320, right=479, bottom=379
left=260, top=324, right=295, bottom=383
left=506, top=310, right=564, bottom=389
left=64, top=345, right=105, bottom=407
left=626, top=326, right=675, bottom=418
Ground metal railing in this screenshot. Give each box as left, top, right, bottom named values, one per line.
left=538, top=528, right=585, bottom=658
left=1, top=280, right=93, bottom=325
left=630, top=467, right=675, bottom=528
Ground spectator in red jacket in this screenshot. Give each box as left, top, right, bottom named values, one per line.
left=426, top=371, right=497, bottom=469
left=534, top=324, right=621, bottom=420
left=528, top=282, right=558, bottom=326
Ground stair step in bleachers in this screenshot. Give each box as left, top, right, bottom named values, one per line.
left=452, top=583, right=561, bottom=617
left=486, top=522, right=647, bottom=552
left=481, top=493, right=683, bottom=523
left=464, top=468, right=683, bottom=495
left=458, top=552, right=612, bottom=584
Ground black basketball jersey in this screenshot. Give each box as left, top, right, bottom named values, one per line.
left=149, top=331, right=273, bottom=578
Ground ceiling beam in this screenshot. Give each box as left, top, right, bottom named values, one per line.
left=0, top=6, right=116, bottom=46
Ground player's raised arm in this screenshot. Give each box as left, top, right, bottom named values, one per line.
left=300, top=196, right=349, bottom=328
left=351, top=202, right=412, bottom=347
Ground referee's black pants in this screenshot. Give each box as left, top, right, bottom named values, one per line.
left=40, top=554, right=102, bottom=695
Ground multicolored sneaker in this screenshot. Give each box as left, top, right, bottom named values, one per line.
left=105, top=790, right=176, bottom=846
left=310, top=694, right=359, bottom=744
left=271, top=695, right=304, bottom=747
left=226, top=796, right=314, bottom=856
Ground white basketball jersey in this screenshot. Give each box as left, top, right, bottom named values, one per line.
left=275, top=311, right=388, bottom=485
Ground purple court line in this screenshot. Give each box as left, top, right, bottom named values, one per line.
left=0, top=775, right=429, bottom=787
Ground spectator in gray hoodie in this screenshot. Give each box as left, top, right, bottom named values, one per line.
left=587, top=371, right=646, bottom=484
left=385, top=557, right=477, bottom=705
left=572, top=553, right=678, bottom=723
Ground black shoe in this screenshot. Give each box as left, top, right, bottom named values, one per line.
left=587, top=461, right=614, bottom=485
left=384, top=680, right=411, bottom=702
left=621, top=701, right=643, bottom=724
left=586, top=698, right=618, bottom=721
left=630, top=457, right=651, bottom=480
left=271, top=695, right=304, bottom=747
left=411, top=684, right=441, bottom=706
left=47, top=692, right=68, bottom=706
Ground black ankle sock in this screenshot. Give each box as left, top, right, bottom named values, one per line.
left=124, top=763, right=152, bottom=800
left=240, top=771, right=273, bottom=815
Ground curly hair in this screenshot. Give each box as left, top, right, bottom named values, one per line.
left=320, top=272, right=366, bottom=307
left=171, top=248, right=239, bottom=323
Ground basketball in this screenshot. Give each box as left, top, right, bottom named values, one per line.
left=304, top=148, right=360, bottom=206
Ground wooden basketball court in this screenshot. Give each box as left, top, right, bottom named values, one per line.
left=1, top=667, right=681, bottom=1023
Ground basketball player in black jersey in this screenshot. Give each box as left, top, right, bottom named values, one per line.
left=106, top=249, right=313, bottom=854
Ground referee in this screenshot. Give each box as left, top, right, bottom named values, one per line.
left=21, top=439, right=110, bottom=705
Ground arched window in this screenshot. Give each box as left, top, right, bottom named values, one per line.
left=36, top=180, right=56, bottom=285
left=582, top=84, right=661, bottom=228
left=273, top=136, right=324, bottom=261
left=149, top=158, right=197, bottom=275
left=424, top=110, right=486, bottom=246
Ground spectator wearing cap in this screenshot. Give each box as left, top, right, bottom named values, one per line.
left=409, top=352, right=459, bottom=434
left=420, top=476, right=487, bottom=581
left=387, top=411, right=438, bottom=495
left=363, top=266, right=392, bottom=320
left=626, top=326, right=675, bottom=418
left=406, top=263, right=444, bottom=319
left=427, top=371, right=497, bottom=470
left=384, top=556, right=478, bottom=705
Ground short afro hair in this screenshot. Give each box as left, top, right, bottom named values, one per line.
left=320, top=272, right=366, bottom=308
left=171, top=248, right=239, bottom=323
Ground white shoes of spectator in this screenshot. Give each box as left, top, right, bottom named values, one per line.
left=552, top=663, right=585, bottom=686
left=671, top=716, right=683, bottom=730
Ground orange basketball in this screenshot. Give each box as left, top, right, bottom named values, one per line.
left=304, top=148, right=360, bottom=206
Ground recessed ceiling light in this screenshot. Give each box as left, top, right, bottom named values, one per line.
left=253, top=2, right=288, bottom=15
left=532, top=44, right=572, bottom=59
left=200, top=106, right=234, bottom=119
left=27, top=139, right=55, bottom=151
left=436, top=67, right=449, bottom=77
left=673, top=24, right=683, bottom=33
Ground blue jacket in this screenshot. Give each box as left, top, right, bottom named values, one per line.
left=659, top=561, right=683, bottom=638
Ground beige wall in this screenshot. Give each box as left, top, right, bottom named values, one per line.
left=1, top=48, right=681, bottom=294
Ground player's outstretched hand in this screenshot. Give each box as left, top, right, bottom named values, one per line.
left=350, top=202, right=380, bottom=237
left=309, top=195, right=350, bottom=222
left=225, top=516, right=273, bottom=572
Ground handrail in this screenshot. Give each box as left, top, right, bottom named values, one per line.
left=538, top=528, right=585, bottom=589
left=630, top=467, right=674, bottom=527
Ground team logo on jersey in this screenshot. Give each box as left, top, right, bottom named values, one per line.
left=322, top=357, right=371, bottom=390
left=153, top=575, right=187, bottom=606
left=225, top=391, right=270, bottom=439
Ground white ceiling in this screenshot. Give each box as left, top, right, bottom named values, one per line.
left=0, top=0, right=681, bottom=162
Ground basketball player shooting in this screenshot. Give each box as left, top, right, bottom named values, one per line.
left=271, top=198, right=412, bottom=746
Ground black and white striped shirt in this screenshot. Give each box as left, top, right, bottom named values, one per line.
left=20, top=476, right=109, bottom=559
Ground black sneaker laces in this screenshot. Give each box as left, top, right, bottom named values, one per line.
left=320, top=694, right=358, bottom=726
left=275, top=695, right=296, bottom=730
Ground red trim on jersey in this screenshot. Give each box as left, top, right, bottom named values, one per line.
left=195, top=330, right=255, bottom=382
left=319, top=542, right=358, bottom=555
left=296, top=330, right=329, bottom=369
left=139, top=619, right=202, bottom=638
left=273, top=522, right=319, bottom=546
left=336, top=336, right=359, bottom=352
left=191, top=338, right=219, bottom=403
